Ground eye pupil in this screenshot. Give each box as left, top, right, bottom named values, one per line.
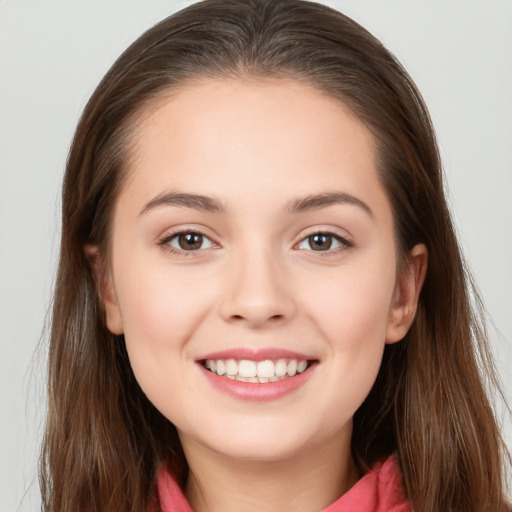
left=179, top=233, right=203, bottom=250
left=310, top=234, right=332, bottom=251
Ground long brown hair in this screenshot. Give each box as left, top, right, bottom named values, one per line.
left=40, top=1, right=510, bottom=510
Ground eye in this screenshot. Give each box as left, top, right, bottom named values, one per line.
left=297, top=232, right=351, bottom=252
left=162, top=231, right=216, bottom=253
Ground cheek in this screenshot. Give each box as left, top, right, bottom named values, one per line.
left=303, top=260, right=395, bottom=418
left=111, top=254, right=214, bottom=375
left=112, top=261, right=216, bottom=429
left=308, top=258, right=396, bottom=346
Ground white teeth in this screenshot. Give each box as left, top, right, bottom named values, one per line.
left=275, top=359, right=287, bottom=377
left=226, top=359, right=238, bottom=376
left=237, top=376, right=258, bottom=383
left=238, top=360, right=257, bottom=378
left=216, top=360, right=226, bottom=376
left=287, top=360, right=297, bottom=376
left=256, top=360, right=275, bottom=378
left=205, top=357, right=311, bottom=382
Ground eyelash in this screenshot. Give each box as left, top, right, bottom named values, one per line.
left=297, top=232, right=354, bottom=254
left=158, top=230, right=217, bottom=257
left=158, top=229, right=354, bottom=258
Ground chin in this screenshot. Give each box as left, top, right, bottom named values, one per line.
left=208, top=435, right=308, bottom=462
left=182, top=417, right=340, bottom=464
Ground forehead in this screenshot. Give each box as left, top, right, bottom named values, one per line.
left=118, top=78, right=389, bottom=222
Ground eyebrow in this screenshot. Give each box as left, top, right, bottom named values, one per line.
left=139, top=191, right=373, bottom=218
left=139, top=192, right=225, bottom=215
left=284, top=192, right=374, bottom=217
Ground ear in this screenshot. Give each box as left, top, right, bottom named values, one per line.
left=84, top=244, right=124, bottom=335
left=386, top=243, right=428, bottom=344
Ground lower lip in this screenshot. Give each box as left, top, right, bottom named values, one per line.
left=199, top=364, right=316, bottom=401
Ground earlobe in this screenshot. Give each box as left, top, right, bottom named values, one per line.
left=84, top=244, right=124, bottom=335
left=386, top=243, right=428, bottom=344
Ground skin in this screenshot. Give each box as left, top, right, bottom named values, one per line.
left=94, top=79, right=427, bottom=512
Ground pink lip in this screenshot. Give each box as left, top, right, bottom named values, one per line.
left=198, top=347, right=314, bottom=362
left=200, top=366, right=314, bottom=401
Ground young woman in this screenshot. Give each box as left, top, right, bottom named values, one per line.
left=40, top=0, right=510, bottom=511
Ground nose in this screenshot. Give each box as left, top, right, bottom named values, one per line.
left=219, top=245, right=296, bottom=328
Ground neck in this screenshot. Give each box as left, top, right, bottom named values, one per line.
left=182, top=432, right=361, bottom=512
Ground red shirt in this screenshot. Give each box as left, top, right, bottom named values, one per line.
left=156, top=455, right=411, bottom=512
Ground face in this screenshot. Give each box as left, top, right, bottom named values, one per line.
left=101, top=79, right=424, bottom=463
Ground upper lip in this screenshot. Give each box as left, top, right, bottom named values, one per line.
left=197, top=347, right=316, bottom=362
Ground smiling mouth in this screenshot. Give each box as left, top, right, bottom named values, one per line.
left=201, top=358, right=314, bottom=383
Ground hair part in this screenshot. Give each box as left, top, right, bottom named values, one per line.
left=41, top=1, right=510, bottom=511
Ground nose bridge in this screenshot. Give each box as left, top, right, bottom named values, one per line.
left=219, top=236, right=295, bottom=327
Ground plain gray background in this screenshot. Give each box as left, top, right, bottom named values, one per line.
left=1, top=1, right=511, bottom=509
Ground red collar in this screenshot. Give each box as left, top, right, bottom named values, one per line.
left=156, top=455, right=410, bottom=512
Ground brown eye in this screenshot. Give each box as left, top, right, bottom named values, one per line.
left=297, top=232, right=351, bottom=253
left=166, top=232, right=215, bottom=252
left=308, top=233, right=333, bottom=251
left=178, top=233, right=203, bottom=250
